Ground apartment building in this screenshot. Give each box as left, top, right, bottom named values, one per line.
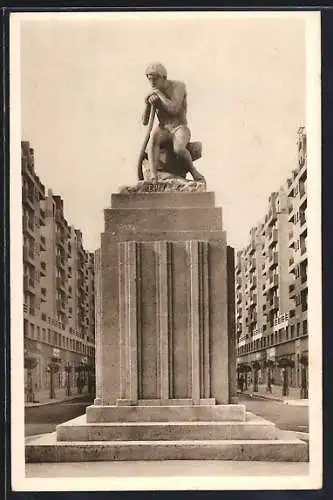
left=22, top=141, right=96, bottom=402
left=236, top=127, right=308, bottom=398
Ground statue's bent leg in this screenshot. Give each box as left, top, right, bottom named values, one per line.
left=148, top=127, right=170, bottom=180
left=173, top=127, right=205, bottom=182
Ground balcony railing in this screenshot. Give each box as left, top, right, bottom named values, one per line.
left=300, top=211, right=306, bottom=226
left=56, top=255, right=65, bottom=268
left=249, top=276, right=257, bottom=289
left=268, top=251, right=278, bottom=268
left=269, top=274, right=279, bottom=288
left=269, top=296, right=279, bottom=310
left=56, top=276, right=66, bottom=290
left=267, top=228, right=278, bottom=247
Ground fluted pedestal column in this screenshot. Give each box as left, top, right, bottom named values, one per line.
left=94, top=191, right=236, bottom=407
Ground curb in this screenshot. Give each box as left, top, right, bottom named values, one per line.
left=25, top=394, right=92, bottom=409
left=238, top=391, right=283, bottom=403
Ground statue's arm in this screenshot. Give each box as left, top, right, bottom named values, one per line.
left=155, top=81, right=185, bottom=115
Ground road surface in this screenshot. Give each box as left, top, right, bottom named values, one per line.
left=238, top=393, right=309, bottom=433
left=25, top=395, right=94, bottom=436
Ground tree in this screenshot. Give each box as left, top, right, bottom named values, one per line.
left=24, top=352, right=38, bottom=402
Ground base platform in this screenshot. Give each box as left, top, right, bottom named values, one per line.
left=25, top=405, right=308, bottom=463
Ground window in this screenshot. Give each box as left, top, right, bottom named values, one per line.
left=24, top=319, right=29, bottom=337
left=30, top=323, right=35, bottom=339
left=297, top=323, right=300, bottom=336
left=37, top=326, right=40, bottom=340
left=290, top=325, right=295, bottom=338
left=303, top=320, right=308, bottom=335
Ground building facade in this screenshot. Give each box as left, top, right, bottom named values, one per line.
left=22, top=141, right=96, bottom=402
left=236, top=127, right=308, bottom=398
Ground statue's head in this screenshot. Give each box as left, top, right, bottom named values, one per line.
left=145, top=62, right=167, bottom=90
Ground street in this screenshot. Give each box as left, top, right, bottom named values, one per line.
left=25, top=395, right=94, bottom=437
left=238, top=393, right=309, bottom=433
left=25, top=394, right=308, bottom=438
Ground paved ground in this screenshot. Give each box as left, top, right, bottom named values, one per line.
left=238, top=394, right=308, bottom=433
left=24, top=460, right=309, bottom=479
left=25, top=395, right=94, bottom=436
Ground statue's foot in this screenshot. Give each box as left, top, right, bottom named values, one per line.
left=193, top=175, right=206, bottom=183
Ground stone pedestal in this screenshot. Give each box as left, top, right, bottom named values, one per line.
left=95, top=191, right=233, bottom=407
left=25, top=189, right=308, bottom=463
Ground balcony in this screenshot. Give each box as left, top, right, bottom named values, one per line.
left=250, top=293, right=257, bottom=306
left=249, top=312, right=257, bottom=324
left=267, top=228, right=278, bottom=248
left=56, top=255, right=65, bottom=269
left=23, top=215, right=35, bottom=235
left=299, top=182, right=306, bottom=200
left=56, top=232, right=66, bottom=248
left=22, top=185, right=35, bottom=209
left=41, top=287, right=47, bottom=302
left=24, top=275, right=36, bottom=294
left=56, top=276, right=66, bottom=292
left=268, top=251, right=278, bottom=269
left=289, top=257, right=295, bottom=271
left=249, top=240, right=255, bottom=255
left=288, top=206, right=295, bottom=223
left=289, top=283, right=296, bottom=298
left=23, top=246, right=33, bottom=264
left=249, top=276, right=257, bottom=290
left=267, top=206, right=277, bottom=226
left=40, top=260, right=47, bottom=276
left=56, top=299, right=66, bottom=313
left=269, top=296, right=279, bottom=310
left=300, top=245, right=307, bottom=257
left=236, top=277, right=242, bottom=289
left=268, top=274, right=279, bottom=289
left=236, top=293, right=242, bottom=304
left=249, top=258, right=256, bottom=271
left=40, top=235, right=46, bottom=251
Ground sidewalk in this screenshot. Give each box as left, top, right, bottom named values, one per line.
left=25, top=387, right=92, bottom=408
left=238, top=384, right=309, bottom=406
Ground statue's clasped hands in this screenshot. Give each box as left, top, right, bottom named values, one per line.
left=145, top=92, right=160, bottom=106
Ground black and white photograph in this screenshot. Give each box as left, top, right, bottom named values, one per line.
left=10, top=10, right=322, bottom=491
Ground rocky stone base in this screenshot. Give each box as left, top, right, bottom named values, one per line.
left=119, top=177, right=206, bottom=194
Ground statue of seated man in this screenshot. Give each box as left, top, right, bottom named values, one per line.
left=141, top=62, right=205, bottom=183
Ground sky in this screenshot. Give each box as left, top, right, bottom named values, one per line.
left=19, top=12, right=308, bottom=252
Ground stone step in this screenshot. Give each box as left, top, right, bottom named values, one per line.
left=26, top=433, right=308, bottom=463
left=86, top=404, right=246, bottom=423
left=57, top=413, right=276, bottom=442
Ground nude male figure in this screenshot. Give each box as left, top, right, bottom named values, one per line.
left=143, top=62, right=205, bottom=182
